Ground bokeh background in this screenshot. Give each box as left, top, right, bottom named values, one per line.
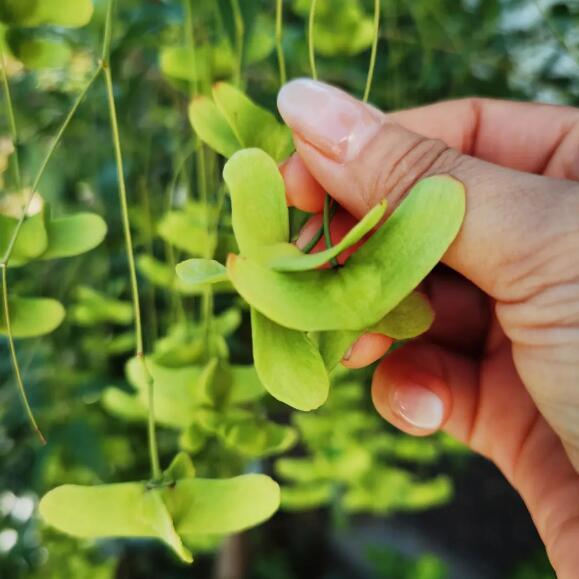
left=1, top=0, right=578, bottom=577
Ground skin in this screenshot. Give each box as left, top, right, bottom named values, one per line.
left=278, top=86, right=579, bottom=578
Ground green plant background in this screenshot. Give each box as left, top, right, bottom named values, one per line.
left=1, top=0, right=576, bottom=576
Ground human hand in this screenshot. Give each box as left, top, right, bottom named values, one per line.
left=277, top=79, right=579, bottom=578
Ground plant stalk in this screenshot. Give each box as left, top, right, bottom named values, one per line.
left=102, top=0, right=161, bottom=480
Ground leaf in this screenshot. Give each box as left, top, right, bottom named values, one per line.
left=176, top=259, right=228, bottom=286
left=40, top=475, right=280, bottom=563
left=138, top=255, right=233, bottom=296
left=1, top=297, right=65, bottom=338
left=125, top=357, right=210, bottom=428
left=212, top=83, right=293, bottom=162
left=159, top=46, right=211, bottom=83
left=189, top=96, right=241, bottom=158
left=164, top=452, right=196, bottom=480
left=280, top=482, right=334, bottom=511
left=70, top=286, right=133, bottom=326
left=266, top=201, right=387, bottom=271
left=0, top=0, right=94, bottom=27
left=228, top=365, right=265, bottom=403
left=40, top=213, right=107, bottom=260
left=223, top=149, right=289, bottom=259
left=157, top=209, right=215, bottom=257
left=317, top=291, right=434, bottom=369
left=0, top=0, right=93, bottom=28
left=7, top=33, right=71, bottom=69
left=228, top=176, right=465, bottom=332
left=0, top=212, right=48, bottom=267
left=222, top=420, right=297, bottom=458
left=251, top=309, right=329, bottom=411
left=168, top=475, right=280, bottom=537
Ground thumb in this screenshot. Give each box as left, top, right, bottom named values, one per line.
left=277, top=79, right=579, bottom=301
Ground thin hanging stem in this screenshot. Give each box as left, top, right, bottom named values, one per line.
left=308, top=0, right=318, bottom=80
left=275, top=0, right=287, bottom=86
left=363, top=0, right=381, bottom=103
left=230, top=0, right=244, bottom=86
left=1, top=65, right=102, bottom=266
left=0, top=49, right=101, bottom=444
left=0, top=46, right=22, bottom=192
left=102, top=0, right=160, bottom=480
left=1, top=265, right=46, bottom=444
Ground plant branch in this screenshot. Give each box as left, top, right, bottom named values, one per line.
left=102, top=0, right=161, bottom=480
left=276, top=0, right=287, bottom=86
left=363, top=0, right=381, bottom=103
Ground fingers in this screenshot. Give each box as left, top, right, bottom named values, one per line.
left=341, top=333, right=393, bottom=369
left=423, top=268, right=490, bottom=355
left=372, top=339, right=579, bottom=579
left=280, top=153, right=325, bottom=213
left=277, top=79, right=579, bottom=301
left=389, top=98, right=579, bottom=180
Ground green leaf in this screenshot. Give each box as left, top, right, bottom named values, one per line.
left=159, top=46, right=211, bottom=83
left=317, top=291, right=434, bottom=369
left=164, top=452, right=196, bottom=480
left=125, top=357, right=210, bottom=428
left=70, top=286, right=133, bottom=326
left=169, top=475, right=280, bottom=537
left=7, top=34, right=71, bottom=69
left=0, top=212, right=48, bottom=267
left=0, top=0, right=93, bottom=27
left=229, top=365, right=265, bottom=403
left=212, top=83, right=293, bottom=162
left=223, top=149, right=289, bottom=259
left=176, top=259, right=228, bottom=286
left=157, top=209, right=215, bottom=257
left=40, top=475, right=280, bottom=563
left=228, top=176, right=465, bottom=332
left=251, top=309, right=329, bottom=411
left=221, top=419, right=297, bottom=458
left=266, top=201, right=387, bottom=271
left=280, top=482, right=334, bottom=511
left=40, top=213, right=107, bottom=260
left=1, top=297, right=65, bottom=338
left=189, top=96, right=241, bottom=159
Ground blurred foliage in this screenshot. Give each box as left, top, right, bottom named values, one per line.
left=0, top=0, right=573, bottom=576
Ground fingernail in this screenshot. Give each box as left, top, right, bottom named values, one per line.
left=277, top=78, right=383, bottom=163
left=390, top=383, right=444, bottom=430
left=343, top=344, right=354, bottom=361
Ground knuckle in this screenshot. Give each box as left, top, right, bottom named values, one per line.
left=365, top=132, right=462, bottom=210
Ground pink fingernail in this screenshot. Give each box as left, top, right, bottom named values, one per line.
left=277, top=78, right=383, bottom=163
left=390, top=383, right=444, bottom=430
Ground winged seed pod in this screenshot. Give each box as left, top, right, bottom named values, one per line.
left=177, top=146, right=465, bottom=412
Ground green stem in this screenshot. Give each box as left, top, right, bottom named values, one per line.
left=102, top=0, right=160, bottom=480
left=0, top=55, right=101, bottom=444
left=363, top=0, right=381, bottom=103
left=2, top=65, right=102, bottom=266
left=230, top=0, right=244, bottom=86
left=308, top=0, right=318, bottom=80
left=1, top=265, right=46, bottom=444
left=0, top=45, right=22, bottom=192
left=275, top=0, right=287, bottom=86
left=323, top=195, right=339, bottom=267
